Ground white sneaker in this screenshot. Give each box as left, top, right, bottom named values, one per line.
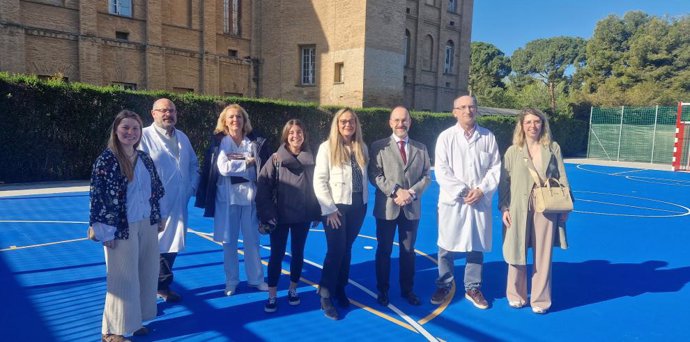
left=225, top=284, right=237, bottom=296
left=249, top=282, right=269, bottom=291
left=508, top=300, right=525, bottom=308
left=532, top=306, right=547, bottom=314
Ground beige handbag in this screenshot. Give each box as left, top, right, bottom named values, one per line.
left=527, top=160, right=573, bottom=214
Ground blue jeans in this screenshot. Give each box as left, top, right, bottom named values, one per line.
left=436, top=248, right=483, bottom=291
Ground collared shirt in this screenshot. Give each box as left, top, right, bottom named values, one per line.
left=153, top=123, right=179, bottom=157
left=392, top=134, right=409, bottom=157
left=462, top=124, right=477, bottom=141
left=126, top=159, right=153, bottom=223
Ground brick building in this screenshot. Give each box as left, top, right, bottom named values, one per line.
left=0, top=0, right=473, bottom=111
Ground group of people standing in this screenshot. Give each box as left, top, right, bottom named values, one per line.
left=88, top=95, right=571, bottom=341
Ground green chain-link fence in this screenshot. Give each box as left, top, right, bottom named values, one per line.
left=587, top=106, right=677, bottom=164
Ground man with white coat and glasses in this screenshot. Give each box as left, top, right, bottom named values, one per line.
left=139, top=98, right=200, bottom=302
left=431, top=95, right=501, bottom=309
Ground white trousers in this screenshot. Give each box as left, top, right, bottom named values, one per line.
left=102, top=219, right=159, bottom=335
left=216, top=204, right=264, bottom=287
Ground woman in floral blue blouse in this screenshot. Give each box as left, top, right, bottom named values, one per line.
left=89, top=110, right=165, bottom=342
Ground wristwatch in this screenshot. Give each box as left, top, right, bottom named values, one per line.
left=390, top=184, right=401, bottom=198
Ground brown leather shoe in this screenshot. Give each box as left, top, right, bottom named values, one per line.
left=430, top=287, right=451, bottom=305
left=465, top=288, right=489, bottom=309
left=101, top=334, right=131, bottom=342
left=157, top=289, right=182, bottom=302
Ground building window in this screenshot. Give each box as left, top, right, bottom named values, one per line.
left=115, top=31, right=129, bottom=41
left=300, top=45, right=316, bottom=85
left=109, top=0, right=132, bottom=17
left=404, top=30, right=411, bottom=67
left=422, top=35, right=434, bottom=71
left=444, top=40, right=455, bottom=74
left=448, top=0, right=457, bottom=12
left=334, top=62, right=344, bottom=83
left=228, top=49, right=238, bottom=57
left=223, top=0, right=241, bottom=35
left=112, top=82, right=137, bottom=90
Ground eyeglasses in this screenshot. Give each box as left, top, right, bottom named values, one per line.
left=154, top=108, right=176, bottom=114
left=339, top=119, right=356, bottom=126
left=453, top=105, right=477, bottom=111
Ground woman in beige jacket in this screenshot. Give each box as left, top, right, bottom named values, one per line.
left=499, top=108, right=571, bottom=314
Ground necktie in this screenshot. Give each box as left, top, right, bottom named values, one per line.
left=399, top=140, right=407, bottom=165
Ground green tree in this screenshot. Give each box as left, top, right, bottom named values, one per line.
left=511, top=36, right=586, bottom=115
left=575, top=11, right=690, bottom=106
left=469, top=42, right=511, bottom=102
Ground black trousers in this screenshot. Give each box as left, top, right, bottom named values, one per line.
left=267, top=221, right=310, bottom=287
left=158, top=252, right=177, bottom=291
left=319, top=194, right=367, bottom=296
left=375, top=212, right=419, bottom=295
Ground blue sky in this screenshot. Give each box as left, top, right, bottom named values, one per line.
left=472, top=0, right=690, bottom=56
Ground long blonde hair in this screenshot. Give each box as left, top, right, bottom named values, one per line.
left=107, top=110, right=143, bottom=181
left=328, top=108, right=367, bottom=167
left=214, top=104, right=253, bottom=136
left=512, top=108, right=552, bottom=147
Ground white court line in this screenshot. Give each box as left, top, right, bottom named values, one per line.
left=571, top=210, right=690, bottom=218
left=573, top=190, right=690, bottom=218
left=575, top=164, right=619, bottom=175
left=190, top=229, right=439, bottom=342
left=0, top=237, right=88, bottom=251
left=610, top=169, right=644, bottom=176
left=625, top=175, right=690, bottom=183
left=575, top=199, right=686, bottom=214
left=576, top=164, right=690, bottom=186
left=624, top=176, right=690, bottom=186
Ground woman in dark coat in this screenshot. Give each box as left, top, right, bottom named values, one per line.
left=256, top=119, right=320, bottom=313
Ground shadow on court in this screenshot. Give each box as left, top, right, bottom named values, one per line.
left=0, top=255, right=53, bottom=339
left=554, top=260, right=690, bottom=312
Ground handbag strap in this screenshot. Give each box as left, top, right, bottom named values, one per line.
left=525, top=156, right=544, bottom=187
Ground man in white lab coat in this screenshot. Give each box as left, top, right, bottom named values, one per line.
left=140, top=98, right=200, bottom=302
left=431, top=95, right=501, bottom=309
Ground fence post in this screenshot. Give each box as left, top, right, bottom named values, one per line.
left=616, top=106, right=624, bottom=161
left=587, top=106, right=593, bottom=158
left=651, top=105, right=659, bottom=164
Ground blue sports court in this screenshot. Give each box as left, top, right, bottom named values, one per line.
left=1, top=162, right=689, bottom=341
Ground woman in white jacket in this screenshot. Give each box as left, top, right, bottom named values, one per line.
left=212, top=104, right=268, bottom=296
left=313, top=108, right=369, bottom=320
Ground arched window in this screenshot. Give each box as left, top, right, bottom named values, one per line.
left=404, top=30, right=411, bottom=67
left=444, top=40, right=455, bottom=74
left=422, top=35, right=434, bottom=70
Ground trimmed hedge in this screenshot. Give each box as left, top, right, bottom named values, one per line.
left=0, top=73, right=587, bottom=183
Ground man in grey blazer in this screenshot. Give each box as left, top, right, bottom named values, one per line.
left=368, top=106, right=431, bottom=306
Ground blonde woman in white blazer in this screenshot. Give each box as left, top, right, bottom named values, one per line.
left=313, top=108, right=368, bottom=320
